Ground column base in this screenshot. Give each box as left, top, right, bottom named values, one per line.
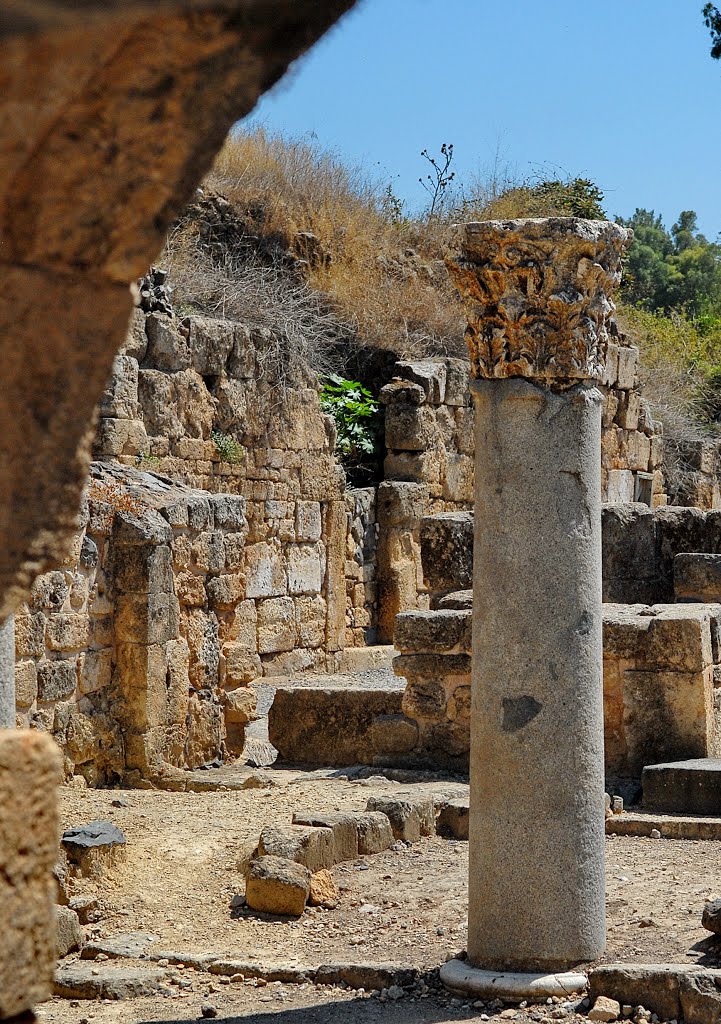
left=440, top=959, right=588, bottom=1002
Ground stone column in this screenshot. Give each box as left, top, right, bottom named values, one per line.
left=441, top=219, right=631, bottom=996
left=0, top=615, right=15, bottom=729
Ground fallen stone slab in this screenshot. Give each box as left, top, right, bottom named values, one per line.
left=148, top=950, right=218, bottom=970
left=354, top=811, right=394, bottom=855
left=606, top=811, right=721, bottom=840
left=81, top=932, right=159, bottom=960
left=315, top=963, right=419, bottom=990
left=245, top=855, right=310, bottom=917
left=62, top=819, right=127, bottom=878
left=269, top=685, right=403, bottom=766
left=258, top=824, right=335, bottom=872
left=643, top=759, right=721, bottom=816
left=54, top=963, right=168, bottom=999
left=436, top=798, right=469, bottom=839
left=56, top=905, right=83, bottom=958
left=292, top=811, right=359, bottom=862
left=588, top=963, right=721, bottom=1022
left=365, top=793, right=435, bottom=842
left=209, top=961, right=315, bottom=983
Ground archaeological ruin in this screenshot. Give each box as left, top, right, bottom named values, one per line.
left=7, top=4, right=721, bottom=1024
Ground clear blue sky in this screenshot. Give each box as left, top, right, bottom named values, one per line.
left=241, top=0, right=721, bottom=237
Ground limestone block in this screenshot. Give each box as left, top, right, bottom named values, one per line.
left=454, top=406, right=475, bottom=455
left=295, top=501, right=322, bottom=542
left=179, top=609, right=219, bottom=689
left=299, top=453, right=344, bottom=500
left=99, top=354, right=139, bottom=422
left=245, top=856, right=310, bottom=917
left=650, top=436, right=664, bottom=469
left=295, top=595, right=327, bottom=648
left=269, top=686, right=403, bottom=766
left=262, top=648, right=319, bottom=676
left=79, top=649, right=112, bottom=696
left=354, top=811, right=394, bottom=854
left=622, top=668, right=713, bottom=773
left=376, top=481, right=429, bottom=527
left=175, top=571, right=206, bottom=607
left=257, top=597, right=296, bottom=654
left=220, top=599, right=257, bottom=647
left=15, top=610, right=46, bottom=657
left=30, top=571, right=70, bottom=612
left=616, top=391, right=641, bottom=431
left=223, top=531, right=247, bottom=571
left=384, top=450, right=442, bottom=493
left=184, top=315, right=235, bottom=375
left=0, top=730, right=62, bottom=1018
left=401, top=677, right=448, bottom=720
left=369, top=713, right=418, bottom=755
left=89, top=615, right=113, bottom=648
left=419, top=512, right=473, bottom=593
left=292, top=812, right=359, bottom=862
left=171, top=533, right=192, bottom=569
left=191, top=531, right=226, bottom=574
left=258, top=825, right=335, bottom=872
left=395, top=360, right=446, bottom=404
left=436, top=798, right=469, bottom=839
left=603, top=343, right=620, bottom=387
left=139, top=368, right=216, bottom=441
left=207, top=572, right=245, bottom=610
left=617, top=346, right=640, bottom=389
left=46, top=612, right=89, bottom=652
left=228, top=324, right=256, bottom=380
left=185, top=693, right=224, bottom=768
left=627, top=431, right=652, bottom=472
left=394, top=609, right=472, bottom=655
left=222, top=644, right=262, bottom=686
left=245, top=542, right=286, bottom=599
left=15, top=659, right=38, bottom=707
left=210, top=494, right=247, bottom=532
left=365, top=794, right=435, bottom=843
left=62, top=820, right=126, bottom=880
left=308, top=869, right=339, bottom=909
left=94, top=417, right=147, bottom=458
left=223, top=686, right=257, bottom=724
left=645, top=607, right=714, bottom=672
left=442, top=454, right=474, bottom=503
left=145, top=313, right=191, bottom=370
left=287, top=543, right=322, bottom=595
left=54, top=963, right=169, bottom=1000
left=675, top=553, right=721, bottom=602
left=384, top=404, right=438, bottom=451
left=56, top=904, right=84, bottom=958
left=112, top=508, right=172, bottom=548
left=602, top=390, right=619, bottom=428
left=443, top=358, right=471, bottom=406
left=115, top=592, right=179, bottom=645
left=605, top=469, right=635, bottom=503
left=379, top=379, right=426, bottom=406
left=120, top=308, right=148, bottom=362
left=601, top=503, right=658, bottom=604
left=37, top=659, right=77, bottom=702
left=417, top=719, right=470, bottom=758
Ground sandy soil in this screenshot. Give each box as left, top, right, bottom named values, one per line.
left=40, top=768, right=721, bottom=1024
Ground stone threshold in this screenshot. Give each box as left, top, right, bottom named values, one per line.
left=606, top=811, right=721, bottom=840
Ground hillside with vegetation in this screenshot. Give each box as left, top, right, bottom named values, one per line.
left=163, top=128, right=721, bottom=492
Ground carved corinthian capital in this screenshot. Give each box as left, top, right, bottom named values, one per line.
left=448, top=218, right=632, bottom=383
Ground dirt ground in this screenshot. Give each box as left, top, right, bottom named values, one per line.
left=40, top=767, right=721, bottom=1024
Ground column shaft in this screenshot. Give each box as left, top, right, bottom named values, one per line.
left=0, top=615, right=15, bottom=729
left=468, top=378, right=605, bottom=971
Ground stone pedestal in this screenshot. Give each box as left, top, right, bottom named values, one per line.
left=0, top=615, right=14, bottom=729
left=443, top=217, right=631, bottom=988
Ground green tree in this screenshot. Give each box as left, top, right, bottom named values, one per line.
left=704, top=4, right=721, bottom=59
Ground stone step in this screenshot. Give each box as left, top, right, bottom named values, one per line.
left=643, top=758, right=721, bottom=815
left=606, top=810, right=721, bottom=840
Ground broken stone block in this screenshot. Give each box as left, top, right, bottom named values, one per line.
left=292, top=812, right=359, bottom=862
left=395, top=360, right=447, bottom=404
left=436, top=798, right=469, bottom=840
left=223, top=686, right=257, bottom=725
left=365, top=794, right=435, bottom=843
left=62, top=820, right=127, bottom=879
left=589, top=996, right=621, bottom=1022
left=308, top=869, right=339, bottom=909
left=419, top=512, right=473, bottom=593
left=675, top=553, right=721, bottom=602
left=703, top=898, right=721, bottom=935
left=384, top=404, right=438, bottom=451
left=394, top=608, right=472, bottom=654
left=314, top=963, right=418, bottom=990
left=56, top=905, right=84, bottom=958
left=589, top=964, right=685, bottom=1022
left=354, top=811, right=394, bottom=855
left=0, top=730, right=62, bottom=1019
left=81, top=932, right=159, bottom=960
left=245, top=855, right=310, bottom=917
left=680, top=970, right=721, bottom=1024
left=369, top=714, right=418, bottom=756
left=54, top=963, right=168, bottom=1000
left=258, top=824, right=335, bottom=871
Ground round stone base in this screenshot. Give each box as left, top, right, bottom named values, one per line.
left=440, top=958, right=588, bottom=1002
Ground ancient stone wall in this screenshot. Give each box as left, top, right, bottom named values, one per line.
left=344, top=488, right=379, bottom=648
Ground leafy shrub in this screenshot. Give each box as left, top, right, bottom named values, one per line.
left=212, top=430, right=244, bottom=464
left=319, top=375, right=383, bottom=483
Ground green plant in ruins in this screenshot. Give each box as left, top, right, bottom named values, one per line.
left=211, top=429, right=244, bottom=464
left=319, top=374, right=383, bottom=482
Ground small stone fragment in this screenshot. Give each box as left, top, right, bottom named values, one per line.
left=309, top=869, right=339, bottom=909
left=56, top=905, right=84, bottom=957
left=201, top=1003, right=218, bottom=1018
left=650, top=829, right=661, bottom=839
left=589, top=996, right=621, bottom=1022
left=702, top=898, right=721, bottom=934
